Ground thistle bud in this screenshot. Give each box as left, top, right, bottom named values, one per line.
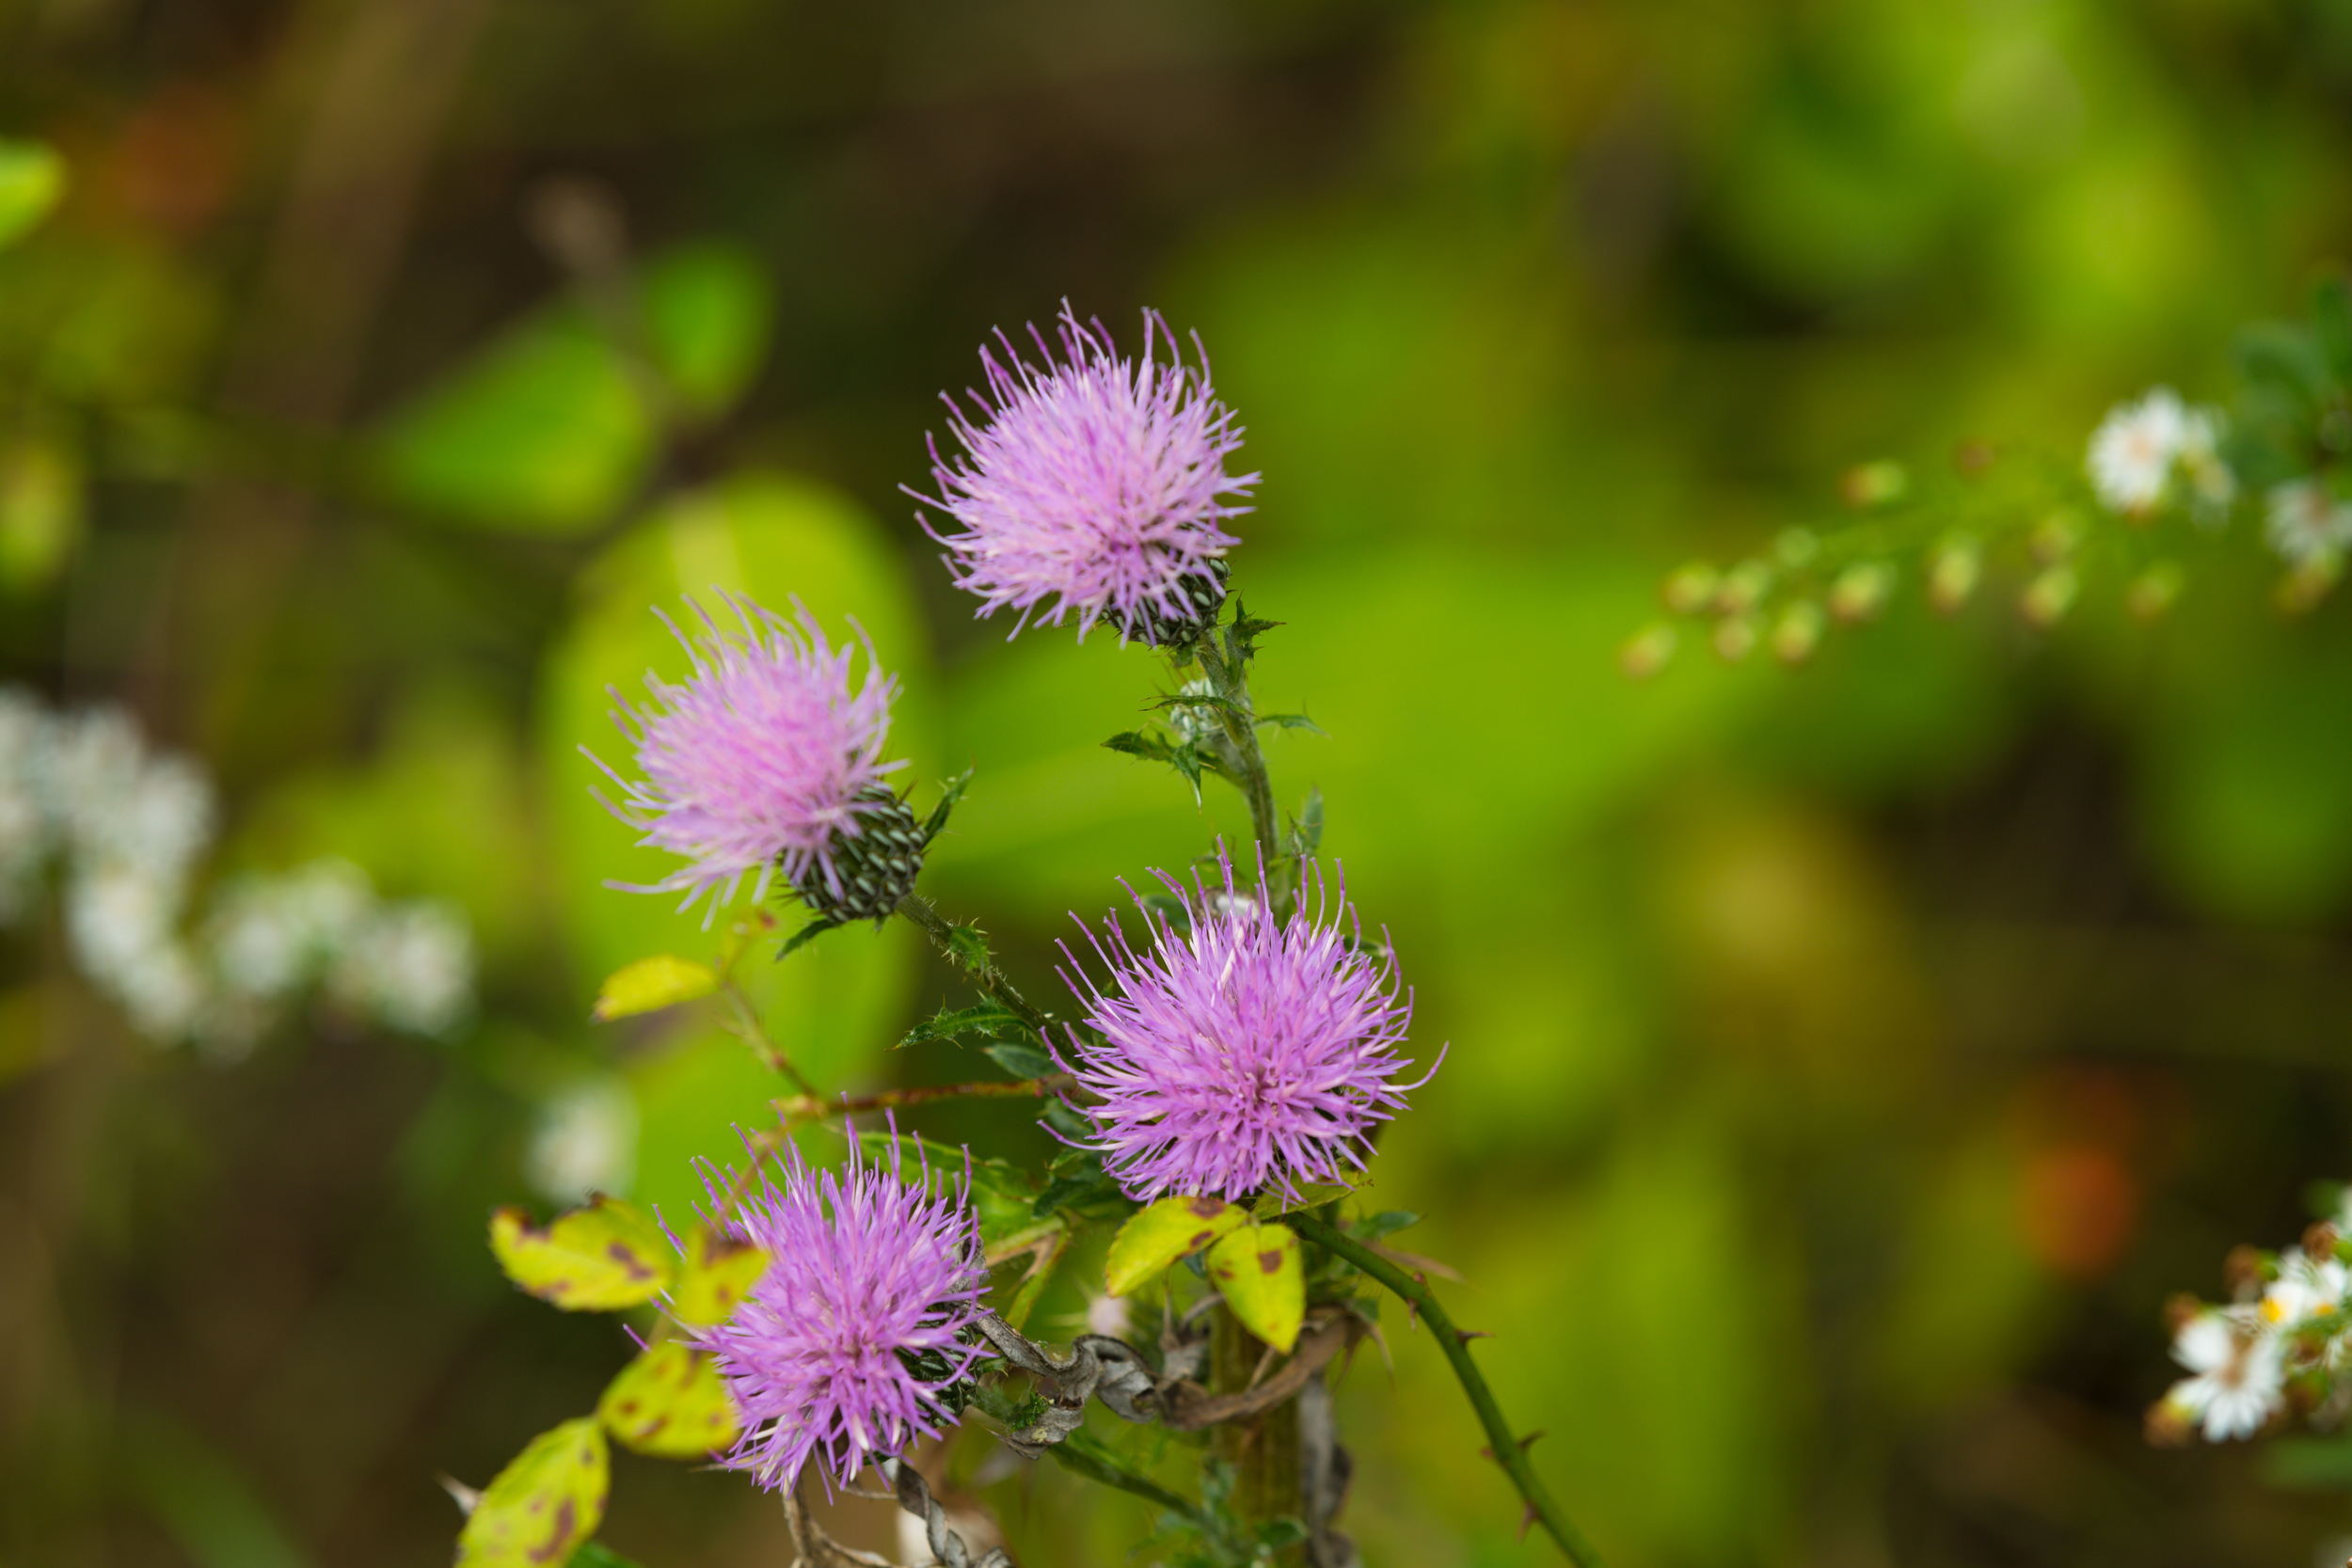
left=1619, top=623, right=1678, bottom=680
left=1771, top=602, right=1824, bottom=665
left=1828, top=562, right=1894, bottom=624
left=2020, top=564, right=2078, bottom=628
left=1712, top=615, right=1758, bottom=662
left=1662, top=562, right=1720, bottom=614
left=1715, top=560, right=1772, bottom=614
left=1927, top=537, right=1979, bottom=614
left=1838, top=460, right=1908, bottom=509
left=2125, top=562, right=2184, bottom=622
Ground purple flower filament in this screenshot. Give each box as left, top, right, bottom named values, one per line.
left=693, top=1127, right=987, bottom=1496
left=1057, top=851, right=1437, bottom=1203
left=909, top=303, right=1258, bottom=643
left=585, top=594, right=903, bottom=921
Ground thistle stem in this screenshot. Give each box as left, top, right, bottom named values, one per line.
left=1043, top=1430, right=1209, bottom=1527
left=1193, top=634, right=1282, bottom=875
left=1284, top=1214, right=1609, bottom=1568
left=716, top=977, right=819, bottom=1098
left=893, top=893, right=1056, bottom=1039
left=771, top=1075, right=1075, bottom=1126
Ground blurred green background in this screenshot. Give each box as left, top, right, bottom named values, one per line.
left=7, top=0, right=2352, bottom=1564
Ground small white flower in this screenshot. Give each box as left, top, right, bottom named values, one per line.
left=2089, top=388, right=2190, bottom=515
left=1085, top=1291, right=1134, bottom=1339
left=330, top=900, right=473, bottom=1037
left=526, top=1077, right=639, bottom=1203
left=2265, top=480, right=2352, bottom=566
left=2167, top=1308, right=2286, bottom=1441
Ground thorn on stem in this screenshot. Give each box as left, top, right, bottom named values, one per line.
left=1455, top=1328, right=1493, bottom=1344
left=1518, top=1501, right=1540, bottom=1543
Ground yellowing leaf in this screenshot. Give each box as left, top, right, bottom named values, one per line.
left=592, top=955, right=720, bottom=1022
left=455, top=1418, right=608, bottom=1568
left=490, top=1196, right=675, bottom=1310
left=1104, top=1195, right=1249, bottom=1297
left=596, top=1339, right=739, bottom=1458
left=673, top=1226, right=768, bottom=1326
left=1205, top=1223, right=1304, bottom=1353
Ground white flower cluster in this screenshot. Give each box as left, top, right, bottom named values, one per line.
left=2154, top=1201, right=2352, bottom=1445
left=2086, top=387, right=2235, bottom=522
left=0, top=687, right=474, bottom=1058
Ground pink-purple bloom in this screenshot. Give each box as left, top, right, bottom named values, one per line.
left=1056, top=852, right=1435, bottom=1202
left=910, top=304, right=1257, bottom=645
left=695, top=1130, right=988, bottom=1495
left=587, top=594, right=902, bottom=919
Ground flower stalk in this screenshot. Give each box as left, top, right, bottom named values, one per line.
left=1286, top=1213, right=1608, bottom=1568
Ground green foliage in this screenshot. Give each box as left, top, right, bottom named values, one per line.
left=488, top=1196, right=675, bottom=1311
left=898, top=999, right=1028, bottom=1049
left=981, top=1038, right=1056, bottom=1079
left=0, top=140, right=63, bottom=249
left=455, top=1418, right=608, bottom=1568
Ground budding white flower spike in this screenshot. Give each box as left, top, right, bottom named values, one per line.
left=2088, top=388, right=2190, bottom=516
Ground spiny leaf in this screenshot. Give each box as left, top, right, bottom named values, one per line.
left=1253, top=713, right=1326, bottom=736
left=1249, top=1181, right=1352, bottom=1220
left=1354, top=1210, right=1422, bottom=1243
left=921, top=768, right=976, bottom=846
left=1152, top=690, right=1247, bottom=719
left=776, top=917, right=841, bottom=959
left=982, top=1038, right=1057, bottom=1080
left=597, top=1339, right=738, bottom=1458
left=672, top=1226, right=768, bottom=1326
left=1223, top=599, right=1280, bottom=663
left=1104, top=1195, right=1249, bottom=1296
left=489, top=1196, right=675, bottom=1311
left=454, top=1418, right=608, bottom=1568
left=899, top=999, right=1027, bottom=1049
left=1204, top=1223, right=1304, bottom=1353
left=591, top=955, right=720, bottom=1022
left=1104, top=730, right=1176, bottom=763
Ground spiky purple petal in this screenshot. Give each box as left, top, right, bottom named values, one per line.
left=586, top=594, right=903, bottom=919
left=1057, top=851, right=1433, bottom=1202
left=908, top=304, right=1257, bottom=643
left=694, top=1131, right=987, bottom=1495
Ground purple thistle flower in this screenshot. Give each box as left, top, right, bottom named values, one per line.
left=694, top=1128, right=988, bottom=1496
left=908, top=303, right=1258, bottom=645
left=1056, top=850, right=1438, bottom=1203
left=586, top=594, right=904, bottom=921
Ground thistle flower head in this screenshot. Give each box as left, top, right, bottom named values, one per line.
left=696, top=1127, right=987, bottom=1495
left=588, top=594, right=903, bottom=919
left=1056, top=850, right=1435, bottom=1203
left=910, top=304, right=1258, bottom=645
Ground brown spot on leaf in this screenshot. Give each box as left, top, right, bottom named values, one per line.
left=1258, top=1249, right=1283, bottom=1275
left=1188, top=1196, right=1226, bottom=1218
left=1187, top=1229, right=1213, bottom=1247
left=528, top=1499, right=577, bottom=1562
left=607, top=1241, right=657, bottom=1280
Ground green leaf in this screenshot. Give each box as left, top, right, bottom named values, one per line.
left=640, top=243, right=773, bottom=418
left=2235, top=321, right=2333, bottom=410
left=1296, top=788, right=1325, bottom=855
left=1104, top=1195, right=1250, bottom=1296
left=376, top=312, right=654, bottom=532
left=920, top=768, right=975, bottom=846
left=1040, top=1101, right=1092, bottom=1141
left=854, top=1131, right=1043, bottom=1247
left=1249, top=1181, right=1352, bottom=1220
left=1204, top=1223, right=1304, bottom=1353
left=0, top=140, right=65, bottom=249
left=570, top=1545, right=646, bottom=1568
left=1104, top=730, right=1176, bottom=763
left=1253, top=713, right=1326, bottom=736
left=898, top=999, right=1025, bottom=1049
left=489, top=1196, right=675, bottom=1310
left=1031, top=1165, right=1128, bottom=1220
left=982, top=1039, right=1057, bottom=1080
left=591, top=956, right=720, bottom=1022
left=775, top=917, right=841, bottom=958
left=671, top=1226, right=768, bottom=1326
left=596, top=1339, right=738, bottom=1459
left=1353, top=1210, right=1421, bottom=1243
left=1223, top=600, right=1280, bottom=663
left=454, top=1418, right=609, bottom=1568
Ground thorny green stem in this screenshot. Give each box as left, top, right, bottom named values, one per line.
left=1043, top=1431, right=1209, bottom=1528
left=716, top=977, right=818, bottom=1098
left=1192, top=633, right=1283, bottom=880
left=1285, top=1214, right=1609, bottom=1568
left=893, top=892, right=1057, bottom=1039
